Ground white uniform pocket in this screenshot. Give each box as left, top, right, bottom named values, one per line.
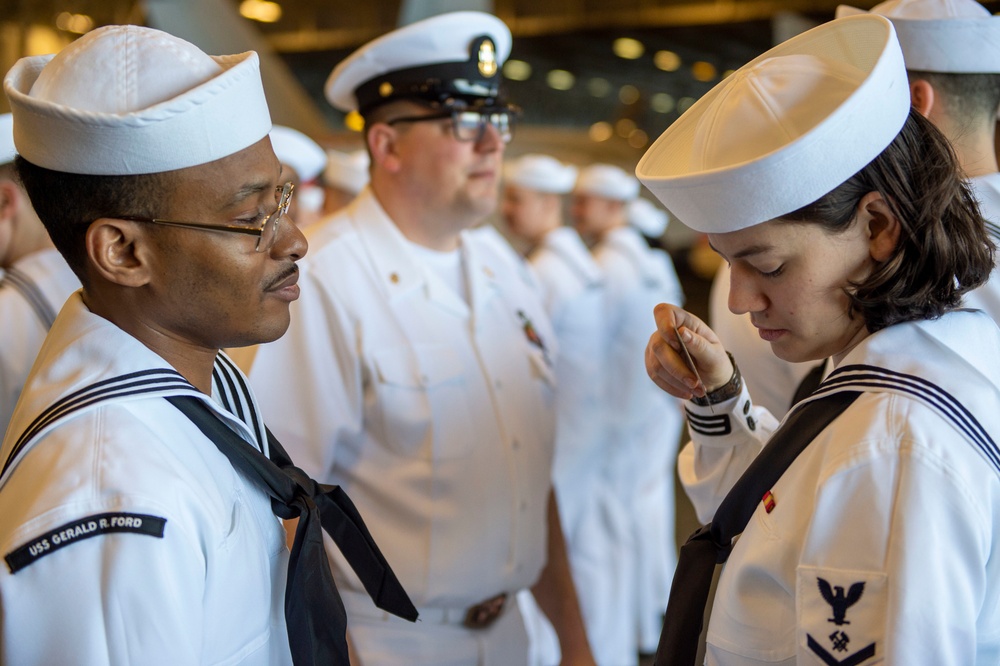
left=371, top=344, right=475, bottom=460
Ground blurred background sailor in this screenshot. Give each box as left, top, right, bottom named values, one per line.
left=0, top=112, right=79, bottom=433
left=572, top=163, right=685, bottom=659
left=503, top=153, right=634, bottom=666
left=269, top=124, right=328, bottom=228
left=320, top=148, right=371, bottom=218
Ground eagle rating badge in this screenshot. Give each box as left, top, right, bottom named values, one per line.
left=798, top=566, right=886, bottom=665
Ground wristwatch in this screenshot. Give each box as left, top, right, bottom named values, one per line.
left=691, top=352, right=742, bottom=406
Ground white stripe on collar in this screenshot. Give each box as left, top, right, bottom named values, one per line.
left=808, top=364, right=1000, bottom=475
left=2, top=354, right=269, bottom=485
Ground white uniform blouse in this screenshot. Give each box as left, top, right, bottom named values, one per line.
left=0, top=248, right=79, bottom=432
left=0, top=294, right=292, bottom=665
left=246, top=190, right=557, bottom=609
left=679, top=310, right=1000, bottom=665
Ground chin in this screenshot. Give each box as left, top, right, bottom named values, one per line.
left=769, top=341, right=813, bottom=365
left=236, top=314, right=292, bottom=348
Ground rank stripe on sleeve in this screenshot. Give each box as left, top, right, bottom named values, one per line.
left=5, top=512, right=167, bottom=574
left=684, top=409, right=732, bottom=436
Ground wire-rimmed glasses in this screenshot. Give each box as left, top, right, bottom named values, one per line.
left=119, top=182, right=294, bottom=253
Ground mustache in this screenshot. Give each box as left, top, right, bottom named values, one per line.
left=263, top=263, right=299, bottom=291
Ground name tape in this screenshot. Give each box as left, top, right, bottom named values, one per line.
left=6, top=512, right=167, bottom=573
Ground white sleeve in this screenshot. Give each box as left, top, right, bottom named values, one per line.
left=677, top=381, right=777, bottom=523
left=246, top=269, right=363, bottom=480
left=1, top=503, right=205, bottom=665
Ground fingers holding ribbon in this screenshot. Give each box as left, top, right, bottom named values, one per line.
left=646, top=303, right=734, bottom=400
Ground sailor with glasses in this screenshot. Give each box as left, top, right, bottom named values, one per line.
left=242, top=11, right=596, bottom=665
left=0, top=24, right=412, bottom=665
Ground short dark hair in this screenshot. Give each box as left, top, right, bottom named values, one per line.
left=782, top=108, right=994, bottom=333
left=908, top=70, right=1000, bottom=129
left=14, top=157, right=169, bottom=286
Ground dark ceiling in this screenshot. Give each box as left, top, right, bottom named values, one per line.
left=2, top=0, right=999, bottom=150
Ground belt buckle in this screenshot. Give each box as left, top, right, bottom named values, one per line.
left=463, top=592, right=508, bottom=629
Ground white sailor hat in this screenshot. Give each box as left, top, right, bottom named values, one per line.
left=836, top=0, right=1000, bottom=73
left=628, top=197, right=670, bottom=237
left=636, top=14, right=909, bottom=234
left=503, top=154, right=578, bottom=194
left=0, top=114, right=14, bottom=165
left=325, top=11, right=512, bottom=115
left=575, top=163, right=641, bottom=201
left=4, top=25, right=271, bottom=176
left=270, top=125, right=327, bottom=183
left=323, top=149, right=370, bottom=194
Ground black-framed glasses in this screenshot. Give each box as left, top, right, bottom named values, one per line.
left=119, top=182, right=294, bottom=253
left=386, top=105, right=520, bottom=144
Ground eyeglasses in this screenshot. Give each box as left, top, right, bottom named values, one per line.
left=386, top=105, right=520, bottom=144
left=119, top=182, right=294, bottom=253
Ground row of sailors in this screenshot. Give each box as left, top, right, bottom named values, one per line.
left=0, top=92, right=684, bottom=662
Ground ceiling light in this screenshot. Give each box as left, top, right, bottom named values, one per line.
left=55, top=12, right=94, bottom=34
left=589, top=122, right=613, bottom=142
left=651, top=93, right=675, bottom=114
left=628, top=129, right=648, bottom=149
left=691, top=61, right=718, bottom=82
left=503, top=60, right=532, bottom=81
left=547, top=70, right=575, bottom=91
left=613, top=38, right=644, bottom=60
left=239, top=0, right=282, bottom=23
left=654, top=50, right=681, bottom=72
left=618, top=85, right=640, bottom=105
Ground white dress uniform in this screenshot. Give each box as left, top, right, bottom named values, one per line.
left=525, top=225, right=636, bottom=666
left=595, top=224, right=685, bottom=656
left=0, top=248, right=79, bottom=433
left=0, top=294, right=292, bottom=666
left=678, top=310, right=1000, bottom=665
left=245, top=189, right=558, bottom=665
left=708, top=264, right=815, bottom=419
left=961, top=173, right=1000, bottom=322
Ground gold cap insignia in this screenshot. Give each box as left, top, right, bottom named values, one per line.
left=478, top=39, right=498, bottom=78
left=379, top=81, right=394, bottom=98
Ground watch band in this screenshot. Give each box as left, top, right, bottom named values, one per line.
left=691, top=352, right=742, bottom=406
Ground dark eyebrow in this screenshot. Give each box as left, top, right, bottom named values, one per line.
left=220, top=182, right=269, bottom=211
left=707, top=239, right=775, bottom=261
left=219, top=162, right=283, bottom=211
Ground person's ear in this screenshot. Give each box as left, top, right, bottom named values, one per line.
left=0, top=180, right=20, bottom=223
left=909, top=79, right=935, bottom=118
left=367, top=122, right=403, bottom=173
left=857, top=191, right=901, bottom=263
left=85, top=218, right=154, bottom=287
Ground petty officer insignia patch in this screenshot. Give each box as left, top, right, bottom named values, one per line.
left=798, top=566, right=884, bottom=665
left=5, top=512, right=167, bottom=573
